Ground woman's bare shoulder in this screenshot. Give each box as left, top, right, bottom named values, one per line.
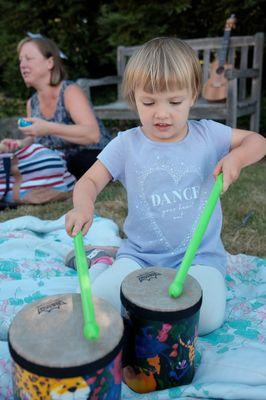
left=64, top=82, right=86, bottom=98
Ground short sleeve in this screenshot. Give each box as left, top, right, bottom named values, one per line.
left=97, top=132, right=125, bottom=182
left=202, top=119, right=232, bottom=161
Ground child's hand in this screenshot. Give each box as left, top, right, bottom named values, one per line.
left=213, top=153, right=242, bottom=193
left=0, top=138, right=20, bottom=152
left=65, top=208, right=93, bottom=237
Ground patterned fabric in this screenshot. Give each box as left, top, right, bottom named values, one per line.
left=0, top=212, right=265, bottom=399
left=123, top=313, right=200, bottom=393
left=31, top=80, right=112, bottom=157
left=11, top=351, right=122, bottom=400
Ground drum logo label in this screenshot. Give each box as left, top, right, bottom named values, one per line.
left=137, top=271, right=162, bottom=282
left=37, top=299, right=67, bottom=314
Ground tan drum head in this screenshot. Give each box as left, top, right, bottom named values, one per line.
left=8, top=293, right=124, bottom=377
left=121, top=267, right=202, bottom=321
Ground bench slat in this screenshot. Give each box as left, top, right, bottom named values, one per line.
left=77, top=33, right=264, bottom=131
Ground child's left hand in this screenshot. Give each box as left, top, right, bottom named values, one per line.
left=213, top=153, right=242, bottom=193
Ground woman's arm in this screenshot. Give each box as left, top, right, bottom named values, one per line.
left=19, top=85, right=100, bottom=145
left=65, top=160, right=112, bottom=236
left=213, top=128, right=266, bottom=192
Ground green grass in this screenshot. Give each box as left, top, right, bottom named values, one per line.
left=221, top=160, right=266, bottom=257
left=0, top=161, right=265, bottom=257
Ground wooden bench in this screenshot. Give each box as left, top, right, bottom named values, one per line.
left=77, top=32, right=264, bottom=132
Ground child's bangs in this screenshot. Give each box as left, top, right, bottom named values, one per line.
left=141, top=72, right=185, bottom=94
left=139, top=54, right=190, bottom=94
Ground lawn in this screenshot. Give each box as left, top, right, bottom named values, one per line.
left=0, top=160, right=265, bottom=258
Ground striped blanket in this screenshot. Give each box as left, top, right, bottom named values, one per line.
left=0, top=144, right=75, bottom=203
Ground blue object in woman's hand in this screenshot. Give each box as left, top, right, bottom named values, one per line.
left=18, top=118, right=32, bottom=127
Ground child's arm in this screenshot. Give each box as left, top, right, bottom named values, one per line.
left=213, top=128, right=266, bottom=192
left=65, top=160, right=112, bottom=236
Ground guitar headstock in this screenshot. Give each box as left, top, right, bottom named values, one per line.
left=225, top=14, right=237, bottom=31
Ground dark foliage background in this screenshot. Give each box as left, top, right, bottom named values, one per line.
left=0, top=0, right=265, bottom=108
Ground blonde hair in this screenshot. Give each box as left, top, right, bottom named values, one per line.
left=122, top=37, right=202, bottom=109
left=17, top=37, right=67, bottom=86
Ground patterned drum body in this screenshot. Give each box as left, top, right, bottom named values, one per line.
left=121, top=267, right=202, bottom=393
left=8, top=293, right=124, bottom=399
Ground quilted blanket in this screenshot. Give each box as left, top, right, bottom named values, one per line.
left=0, top=215, right=265, bottom=399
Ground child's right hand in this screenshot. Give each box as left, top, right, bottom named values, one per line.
left=65, top=208, right=93, bottom=237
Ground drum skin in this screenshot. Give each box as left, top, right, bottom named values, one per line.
left=8, top=293, right=124, bottom=400
left=121, top=267, right=202, bottom=393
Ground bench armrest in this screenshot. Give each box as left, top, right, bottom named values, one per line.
left=225, top=68, right=259, bottom=80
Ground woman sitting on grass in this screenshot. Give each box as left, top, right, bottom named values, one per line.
left=0, top=35, right=112, bottom=204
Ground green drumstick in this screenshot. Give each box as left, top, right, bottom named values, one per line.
left=169, top=173, right=223, bottom=298
left=74, top=232, right=100, bottom=340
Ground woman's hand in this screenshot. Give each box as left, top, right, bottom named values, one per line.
left=65, top=207, right=94, bottom=237
left=18, top=117, right=51, bottom=137
left=213, top=153, right=242, bottom=193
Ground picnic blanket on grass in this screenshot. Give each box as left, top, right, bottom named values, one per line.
left=0, top=215, right=266, bottom=400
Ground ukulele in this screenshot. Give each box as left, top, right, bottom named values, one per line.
left=202, top=14, right=237, bottom=101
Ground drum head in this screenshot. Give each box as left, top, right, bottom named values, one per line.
left=8, top=294, right=124, bottom=375
left=121, top=267, right=202, bottom=321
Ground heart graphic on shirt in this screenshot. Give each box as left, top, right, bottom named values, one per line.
left=141, top=167, right=202, bottom=253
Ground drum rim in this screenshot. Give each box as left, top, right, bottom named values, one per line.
left=120, top=287, right=202, bottom=321
left=8, top=333, right=124, bottom=378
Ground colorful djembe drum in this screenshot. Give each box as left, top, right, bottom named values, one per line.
left=8, top=293, right=124, bottom=400
left=121, top=267, right=202, bottom=393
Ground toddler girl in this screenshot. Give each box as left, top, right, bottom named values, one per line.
left=65, top=37, right=266, bottom=335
